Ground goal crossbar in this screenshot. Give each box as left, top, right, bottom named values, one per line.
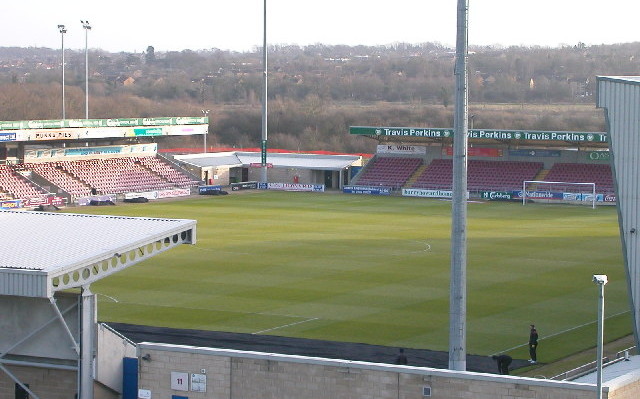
left=522, top=180, right=596, bottom=208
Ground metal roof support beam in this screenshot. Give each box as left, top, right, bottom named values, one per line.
left=0, top=364, right=42, bottom=399
left=0, top=301, right=76, bottom=358
left=49, top=296, right=80, bottom=354
left=49, top=229, right=195, bottom=295
left=0, top=358, right=77, bottom=371
left=0, top=298, right=78, bottom=399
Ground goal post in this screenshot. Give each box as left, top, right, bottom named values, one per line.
left=522, top=180, right=597, bottom=208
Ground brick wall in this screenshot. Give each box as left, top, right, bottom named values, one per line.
left=0, top=365, right=76, bottom=399
left=137, top=343, right=611, bottom=399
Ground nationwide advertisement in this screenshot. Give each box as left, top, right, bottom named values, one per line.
left=512, top=190, right=562, bottom=200
left=343, top=185, right=392, bottom=195
left=513, top=190, right=611, bottom=203
left=258, top=183, right=325, bottom=192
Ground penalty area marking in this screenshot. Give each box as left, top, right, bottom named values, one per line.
left=253, top=317, right=320, bottom=335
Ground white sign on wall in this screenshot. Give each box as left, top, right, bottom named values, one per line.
left=376, top=144, right=427, bottom=154
left=171, top=372, right=189, bottom=391
left=191, top=373, right=207, bottom=392
left=137, top=389, right=151, bottom=399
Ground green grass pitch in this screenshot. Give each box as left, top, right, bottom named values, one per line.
left=72, top=191, right=630, bottom=362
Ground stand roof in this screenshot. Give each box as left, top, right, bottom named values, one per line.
left=0, top=210, right=196, bottom=298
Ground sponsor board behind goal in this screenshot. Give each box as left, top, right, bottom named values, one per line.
left=343, top=186, right=392, bottom=195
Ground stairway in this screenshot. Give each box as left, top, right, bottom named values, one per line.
left=405, top=164, right=427, bottom=187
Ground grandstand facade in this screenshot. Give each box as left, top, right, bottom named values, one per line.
left=0, top=115, right=617, bottom=209
left=348, top=142, right=613, bottom=204
left=0, top=117, right=205, bottom=209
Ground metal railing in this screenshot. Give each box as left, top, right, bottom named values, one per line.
left=550, top=345, right=636, bottom=381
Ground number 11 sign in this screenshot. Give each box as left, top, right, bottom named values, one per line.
left=170, top=372, right=189, bottom=391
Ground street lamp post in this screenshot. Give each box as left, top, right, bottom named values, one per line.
left=202, top=109, right=210, bottom=153
left=593, top=274, right=608, bottom=399
left=81, top=20, right=91, bottom=119
left=57, top=24, right=66, bottom=120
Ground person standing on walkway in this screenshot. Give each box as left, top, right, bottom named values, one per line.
left=492, top=354, right=512, bottom=375
left=395, top=348, right=408, bottom=365
left=529, top=324, right=539, bottom=364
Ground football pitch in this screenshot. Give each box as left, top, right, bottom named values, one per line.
left=73, top=191, right=630, bottom=363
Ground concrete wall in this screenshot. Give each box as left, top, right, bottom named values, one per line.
left=248, top=167, right=317, bottom=185
left=202, top=166, right=231, bottom=185
left=137, top=342, right=608, bottom=399
left=96, top=323, right=136, bottom=394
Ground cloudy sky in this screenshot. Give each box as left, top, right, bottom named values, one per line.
left=1, top=0, right=637, bottom=53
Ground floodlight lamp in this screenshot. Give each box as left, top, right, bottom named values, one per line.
left=593, top=274, right=608, bottom=285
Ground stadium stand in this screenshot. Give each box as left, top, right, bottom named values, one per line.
left=355, top=156, right=423, bottom=188
left=543, top=162, right=614, bottom=194
left=3, top=157, right=199, bottom=201
left=411, top=159, right=544, bottom=191
left=411, top=159, right=452, bottom=190
left=134, top=156, right=200, bottom=188
left=24, top=162, right=93, bottom=198
left=59, top=158, right=177, bottom=194
left=0, top=164, right=48, bottom=200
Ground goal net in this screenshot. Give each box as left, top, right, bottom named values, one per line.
left=522, top=180, right=596, bottom=208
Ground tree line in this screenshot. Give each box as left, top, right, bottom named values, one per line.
left=0, top=42, right=637, bottom=152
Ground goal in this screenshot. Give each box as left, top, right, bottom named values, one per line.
left=522, top=180, right=597, bottom=208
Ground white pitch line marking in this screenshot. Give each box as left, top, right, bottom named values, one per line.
left=490, top=309, right=630, bottom=356
left=253, top=317, right=320, bottom=335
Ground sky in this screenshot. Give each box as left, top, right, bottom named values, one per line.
left=1, top=1, right=637, bottom=53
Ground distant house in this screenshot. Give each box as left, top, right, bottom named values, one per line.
left=568, top=77, right=590, bottom=97
left=115, top=76, right=136, bottom=86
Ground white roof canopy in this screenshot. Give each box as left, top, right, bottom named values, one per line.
left=176, top=151, right=362, bottom=171
left=0, top=210, right=196, bottom=298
